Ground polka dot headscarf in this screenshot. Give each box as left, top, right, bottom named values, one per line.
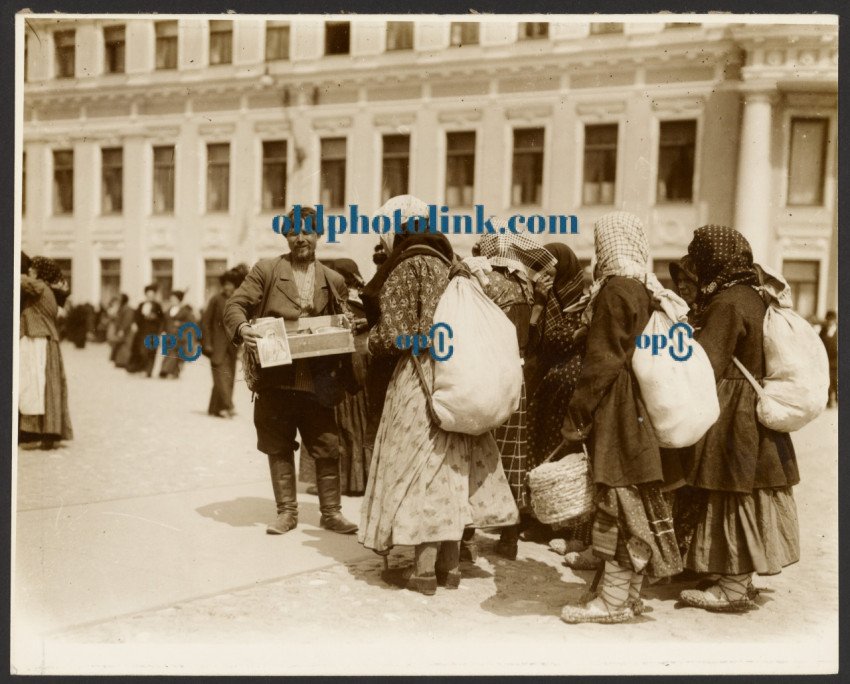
left=687, top=225, right=759, bottom=312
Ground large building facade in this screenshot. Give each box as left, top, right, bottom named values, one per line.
left=20, top=16, right=838, bottom=316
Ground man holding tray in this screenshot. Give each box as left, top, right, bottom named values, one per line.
left=223, top=206, right=359, bottom=536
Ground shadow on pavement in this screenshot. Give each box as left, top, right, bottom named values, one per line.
left=195, top=496, right=316, bottom=528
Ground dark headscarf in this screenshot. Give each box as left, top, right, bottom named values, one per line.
left=544, top=243, right=584, bottom=309
left=688, top=225, right=759, bottom=312
left=31, top=256, right=62, bottom=284
left=668, top=255, right=697, bottom=286
left=361, top=223, right=454, bottom=327
left=220, top=267, right=246, bottom=288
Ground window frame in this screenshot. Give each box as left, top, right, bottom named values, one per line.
left=319, top=136, right=348, bottom=209
left=208, top=20, right=233, bottom=66
left=101, top=146, right=124, bottom=215
left=152, top=144, right=176, bottom=216
left=52, top=148, right=74, bottom=216
left=205, top=142, right=231, bottom=214
left=786, top=116, right=829, bottom=208
left=444, top=130, right=477, bottom=209
left=380, top=133, right=412, bottom=205
left=324, top=21, right=351, bottom=56
left=581, top=122, right=619, bottom=207
left=654, top=117, right=699, bottom=205
left=509, top=126, right=546, bottom=208
left=155, top=20, right=179, bottom=70
left=261, top=139, right=289, bottom=212
left=54, top=29, right=76, bottom=79
left=265, top=21, right=290, bottom=62
left=103, top=24, right=126, bottom=75
left=386, top=21, right=414, bottom=51
left=449, top=22, right=479, bottom=47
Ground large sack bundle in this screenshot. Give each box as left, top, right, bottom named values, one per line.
left=734, top=302, right=829, bottom=433
left=632, top=309, right=720, bottom=448
left=428, top=276, right=523, bottom=435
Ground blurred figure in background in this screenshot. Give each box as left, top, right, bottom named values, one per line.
left=127, top=285, right=164, bottom=377
left=202, top=269, right=244, bottom=417
left=110, top=294, right=135, bottom=369
left=65, top=299, right=94, bottom=349
left=19, top=255, right=74, bottom=450
left=820, top=310, right=837, bottom=408
left=669, top=255, right=699, bottom=311
left=159, top=290, right=195, bottom=379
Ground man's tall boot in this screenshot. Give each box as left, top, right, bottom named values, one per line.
left=314, top=458, right=358, bottom=534
left=266, top=452, right=298, bottom=535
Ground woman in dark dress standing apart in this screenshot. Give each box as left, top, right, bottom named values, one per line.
left=678, top=226, right=800, bottom=612
left=202, top=270, right=243, bottom=417
left=560, top=212, right=684, bottom=624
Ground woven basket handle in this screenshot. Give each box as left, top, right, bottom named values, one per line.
left=542, top=439, right=589, bottom=465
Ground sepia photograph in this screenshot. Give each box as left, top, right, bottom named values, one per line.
left=9, top=8, right=841, bottom=676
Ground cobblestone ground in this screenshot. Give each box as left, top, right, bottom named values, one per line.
left=14, top=344, right=839, bottom=675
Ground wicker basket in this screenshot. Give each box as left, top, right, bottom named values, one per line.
left=527, top=442, right=595, bottom=527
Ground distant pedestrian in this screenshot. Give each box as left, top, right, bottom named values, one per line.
left=19, top=255, right=74, bottom=450
left=159, top=290, right=195, bottom=379
left=820, top=310, right=837, bottom=408
left=111, top=294, right=135, bottom=368
left=202, top=272, right=243, bottom=417
left=127, top=285, right=164, bottom=377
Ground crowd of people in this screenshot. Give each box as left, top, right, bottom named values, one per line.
left=17, top=195, right=837, bottom=626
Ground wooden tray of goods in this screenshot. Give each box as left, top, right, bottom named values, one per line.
left=283, top=314, right=356, bottom=359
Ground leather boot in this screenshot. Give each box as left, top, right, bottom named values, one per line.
left=315, top=458, right=358, bottom=534
left=436, top=540, right=461, bottom=589
left=495, top=524, right=519, bottom=560
left=266, top=452, right=298, bottom=535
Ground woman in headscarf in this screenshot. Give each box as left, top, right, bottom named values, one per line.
left=300, top=258, right=372, bottom=495
left=159, top=290, right=195, bottom=379
left=669, top=255, right=699, bottom=310
left=471, top=229, right=558, bottom=560
left=359, top=200, right=518, bottom=595
left=559, top=212, right=684, bottom=624
left=677, top=226, right=799, bottom=613
left=19, top=256, right=74, bottom=450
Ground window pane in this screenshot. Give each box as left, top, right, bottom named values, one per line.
left=583, top=123, right=617, bottom=205
left=787, top=118, right=827, bottom=206
left=100, top=259, right=121, bottom=306
left=55, top=30, right=75, bottom=78
left=151, top=259, right=173, bottom=301
left=519, top=22, right=548, bottom=40
left=156, top=21, right=178, bottom=69
left=102, top=147, right=123, bottom=214
left=153, top=145, right=175, bottom=214
left=266, top=23, right=290, bottom=61
left=209, top=21, right=233, bottom=65
left=207, top=143, right=230, bottom=212
left=450, top=22, right=479, bottom=47
left=387, top=21, right=414, bottom=51
left=512, top=128, right=544, bottom=206
left=446, top=131, right=475, bottom=207
left=104, top=25, right=125, bottom=74
left=657, top=120, right=696, bottom=203
left=321, top=138, right=346, bottom=208
left=205, top=259, right=227, bottom=302
left=262, top=140, right=287, bottom=211
left=325, top=22, right=350, bottom=55
left=783, top=260, right=819, bottom=318
left=53, top=149, right=74, bottom=214
left=382, top=135, right=410, bottom=204
left=590, top=23, right=624, bottom=34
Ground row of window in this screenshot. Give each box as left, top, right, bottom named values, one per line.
left=68, top=254, right=826, bottom=319
left=39, top=20, right=699, bottom=79
left=29, top=116, right=829, bottom=217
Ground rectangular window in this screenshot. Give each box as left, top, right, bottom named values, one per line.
left=153, top=145, right=175, bottom=215
left=206, top=143, right=230, bottom=212
left=103, top=25, right=125, bottom=74
left=590, top=23, right=624, bottom=34
left=53, top=149, right=74, bottom=215
left=518, top=22, right=548, bottom=40
left=511, top=128, right=544, bottom=206
left=151, top=259, right=173, bottom=301
left=101, top=147, right=123, bottom=214
left=386, top=21, right=414, bottom=51
left=205, top=259, right=227, bottom=303
left=209, top=20, right=233, bottom=66
left=783, top=260, right=819, bottom=319
left=657, top=120, right=696, bottom=203
left=583, top=123, right=618, bottom=205
left=262, top=140, right=287, bottom=211
left=381, top=134, right=410, bottom=205
left=265, top=21, right=290, bottom=61
left=100, top=259, right=121, bottom=306
left=325, top=22, right=350, bottom=55
left=155, top=21, right=178, bottom=70
left=320, top=138, right=346, bottom=208
left=450, top=22, right=479, bottom=47
left=54, top=30, right=75, bottom=78
left=55, top=259, right=72, bottom=293
left=787, top=117, right=828, bottom=206
left=445, top=131, right=475, bottom=207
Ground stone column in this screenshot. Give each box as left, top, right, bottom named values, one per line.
left=734, top=90, right=776, bottom=266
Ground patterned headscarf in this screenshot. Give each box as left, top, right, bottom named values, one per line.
left=687, top=225, right=759, bottom=312
left=31, top=256, right=63, bottom=284
left=477, top=226, right=557, bottom=276
left=543, top=242, right=584, bottom=309
left=583, top=211, right=688, bottom=325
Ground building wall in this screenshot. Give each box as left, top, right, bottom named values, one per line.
left=20, top=17, right=838, bottom=314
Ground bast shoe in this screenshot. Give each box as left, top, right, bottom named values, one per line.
left=695, top=577, right=760, bottom=601
left=679, top=587, right=755, bottom=613
left=560, top=597, right=635, bottom=625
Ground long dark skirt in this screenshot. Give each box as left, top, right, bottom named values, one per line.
left=160, top=354, right=184, bottom=378
left=19, top=338, right=73, bottom=442
left=592, top=483, right=682, bottom=579
left=208, top=351, right=237, bottom=415
left=683, top=486, right=799, bottom=576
